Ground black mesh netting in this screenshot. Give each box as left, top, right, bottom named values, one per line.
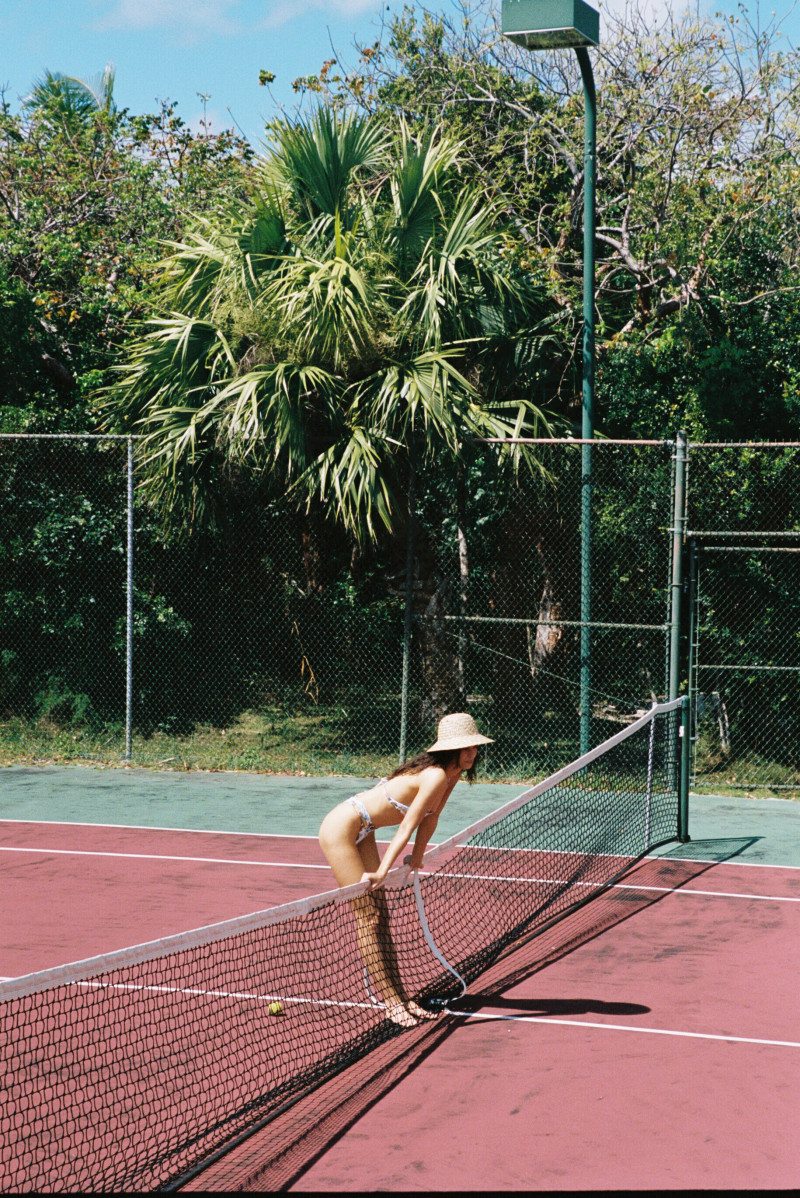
left=0, top=704, right=682, bottom=1192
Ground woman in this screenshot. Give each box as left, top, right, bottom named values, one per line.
left=319, top=712, right=493, bottom=1027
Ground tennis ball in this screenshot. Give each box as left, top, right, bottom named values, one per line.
left=268, top=1000, right=284, bottom=1016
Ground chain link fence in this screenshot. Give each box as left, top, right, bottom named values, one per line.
left=686, top=444, right=800, bottom=794
left=1, top=434, right=798, bottom=791
left=0, top=436, right=130, bottom=739
left=409, top=441, right=678, bottom=779
left=0, top=435, right=409, bottom=775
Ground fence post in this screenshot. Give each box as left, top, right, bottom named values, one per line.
left=686, top=537, right=698, bottom=791
left=668, top=429, right=688, bottom=705
left=125, top=437, right=134, bottom=762
left=399, top=451, right=416, bottom=765
left=579, top=439, right=592, bottom=756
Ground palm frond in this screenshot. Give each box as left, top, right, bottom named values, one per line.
left=387, top=125, right=460, bottom=269
left=24, top=68, right=116, bottom=125
left=397, top=189, right=514, bottom=350
left=104, top=103, right=566, bottom=542
left=293, top=426, right=396, bottom=541
left=268, top=241, right=380, bottom=369
left=212, top=362, right=339, bottom=474
left=160, top=198, right=287, bottom=317
left=267, top=108, right=390, bottom=228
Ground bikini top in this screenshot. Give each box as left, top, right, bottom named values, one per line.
left=380, top=778, right=436, bottom=818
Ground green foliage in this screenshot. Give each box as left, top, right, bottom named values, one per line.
left=286, top=2, right=800, bottom=431
left=4, top=24, right=800, bottom=780
left=597, top=279, right=800, bottom=440
left=0, top=79, right=255, bottom=432
left=105, top=106, right=559, bottom=542
left=0, top=263, right=43, bottom=414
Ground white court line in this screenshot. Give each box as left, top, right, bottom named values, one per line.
left=423, top=869, right=800, bottom=904
left=2, top=845, right=798, bottom=901
left=615, top=882, right=800, bottom=903
left=0, top=845, right=328, bottom=868
left=3, top=818, right=800, bottom=869
left=448, top=1010, right=800, bottom=1049
left=3, top=966, right=793, bottom=1048
left=662, top=857, right=800, bottom=871
left=0, top=817, right=319, bottom=840
left=76, top=977, right=380, bottom=1013
left=62, top=978, right=800, bottom=1049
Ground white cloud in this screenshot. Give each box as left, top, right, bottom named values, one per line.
left=186, top=105, right=234, bottom=136
left=261, top=0, right=381, bottom=30
left=92, top=0, right=241, bottom=38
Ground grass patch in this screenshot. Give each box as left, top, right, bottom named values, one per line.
left=0, top=712, right=400, bottom=777
left=0, top=707, right=556, bottom=784
left=17, top=707, right=799, bottom=799
left=693, top=750, right=800, bottom=800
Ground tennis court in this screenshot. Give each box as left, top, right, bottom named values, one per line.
left=2, top=712, right=799, bottom=1191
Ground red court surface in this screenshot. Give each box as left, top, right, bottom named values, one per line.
left=194, top=854, right=800, bottom=1193
left=0, top=821, right=329, bottom=976
left=2, top=820, right=799, bottom=1190
left=290, top=861, right=800, bottom=1192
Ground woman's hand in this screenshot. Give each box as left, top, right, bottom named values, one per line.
left=360, top=870, right=384, bottom=891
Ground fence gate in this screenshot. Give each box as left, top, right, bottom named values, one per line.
left=688, top=535, right=800, bottom=795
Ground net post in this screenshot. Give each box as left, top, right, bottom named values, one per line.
left=645, top=712, right=656, bottom=846
left=679, top=694, right=691, bottom=842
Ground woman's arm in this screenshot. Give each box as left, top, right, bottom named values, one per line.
left=407, top=812, right=439, bottom=869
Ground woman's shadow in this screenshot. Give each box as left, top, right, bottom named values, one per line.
left=449, top=995, right=650, bottom=1017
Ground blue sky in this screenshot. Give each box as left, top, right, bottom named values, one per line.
left=3, top=1, right=799, bottom=149
left=3, top=0, right=399, bottom=146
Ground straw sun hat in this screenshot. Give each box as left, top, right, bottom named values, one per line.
left=427, top=712, right=494, bottom=752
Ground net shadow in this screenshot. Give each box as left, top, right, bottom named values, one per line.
left=185, top=846, right=750, bottom=1192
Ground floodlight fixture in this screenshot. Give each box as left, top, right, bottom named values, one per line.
left=501, top=0, right=600, bottom=50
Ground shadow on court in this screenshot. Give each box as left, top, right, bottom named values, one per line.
left=188, top=839, right=758, bottom=1193
left=451, top=995, right=651, bottom=1017
left=659, top=835, right=762, bottom=862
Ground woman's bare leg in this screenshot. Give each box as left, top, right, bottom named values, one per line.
left=356, top=837, right=436, bottom=1022
left=319, top=807, right=427, bottom=1026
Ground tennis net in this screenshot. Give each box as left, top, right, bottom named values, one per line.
left=0, top=698, right=687, bottom=1192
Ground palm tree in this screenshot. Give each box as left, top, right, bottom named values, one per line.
left=24, top=66, right=116, bottom=133
left=107, top=106, right=557, bottom=542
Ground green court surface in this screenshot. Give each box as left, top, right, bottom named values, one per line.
left=2, top=765, right=800, bottom=868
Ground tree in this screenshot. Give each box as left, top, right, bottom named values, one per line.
left=0, top=73, right=258, bottom=739
left=105, top=106, right=563, bottom=718
left=285, top=1, right=800, bottom=435
left=106, top=106, right=555, bottom=538
left=0, top=76, right=255, bottom=431
left=270, top=4, right=800, bottom=739
left=24, top=66, right=117, bottom=127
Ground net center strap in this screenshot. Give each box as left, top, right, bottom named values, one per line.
left=412, top=870, right=467, bottom=1003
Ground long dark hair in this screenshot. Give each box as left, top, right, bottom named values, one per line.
left=388, top=748, right=479, bottom=784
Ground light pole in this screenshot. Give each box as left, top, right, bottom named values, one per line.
left=501, top=0, right=598, bottom=755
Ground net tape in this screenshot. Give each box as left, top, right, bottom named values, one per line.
left=0, top=699, right=683, bottom=1192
